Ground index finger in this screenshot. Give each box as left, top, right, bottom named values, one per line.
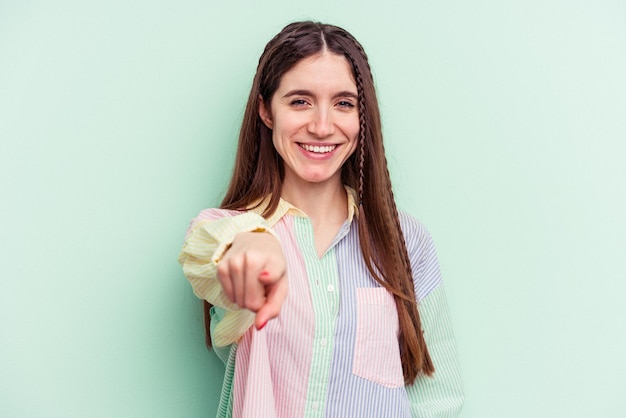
left=254, top=273, right=288, bottom=329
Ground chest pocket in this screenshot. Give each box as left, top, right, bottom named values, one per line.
left=352, top=287, right=404, bottom=388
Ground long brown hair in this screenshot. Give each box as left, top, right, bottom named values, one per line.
left=205, top=21, right=434, bottom=384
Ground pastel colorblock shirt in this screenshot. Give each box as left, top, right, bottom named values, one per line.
left=179, top=189, right=464, bottom=418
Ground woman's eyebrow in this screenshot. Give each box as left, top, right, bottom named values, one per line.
left=333, top=91, right=358, bottom=100
left=282, top=89, right=313, bottom=98
left=282, top=89, right=358, bottom=99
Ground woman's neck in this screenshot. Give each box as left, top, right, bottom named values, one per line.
left=281, top=179, right=347, bottom=221
left=281, top=178, right=348, bottom=257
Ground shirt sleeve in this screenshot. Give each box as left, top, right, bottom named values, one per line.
left=406, top=284, right=464, bottom=417
left=178, top=210, right=278, bottom=347
left=400, top=212, right=464, bottom=417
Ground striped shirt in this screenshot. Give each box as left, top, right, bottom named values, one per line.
left=179, top=188, right=464, bottom=418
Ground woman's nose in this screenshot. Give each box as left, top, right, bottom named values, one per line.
left=307, top=108, right=335, bottom=138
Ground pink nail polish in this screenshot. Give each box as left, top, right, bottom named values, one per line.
left=258, top=320, right=267, bottom=330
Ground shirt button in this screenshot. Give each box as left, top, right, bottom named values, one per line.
left=320, top=338, right=327, bottom=347
left=327, top=285, right=334, bottom=292
left=312, top=402, right=319, bottom=410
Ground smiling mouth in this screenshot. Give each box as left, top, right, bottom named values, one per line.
left=298, top=143, right=337, bottom=154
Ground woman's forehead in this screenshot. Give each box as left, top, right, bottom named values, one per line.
left=276, top=52, right=357, bottom=94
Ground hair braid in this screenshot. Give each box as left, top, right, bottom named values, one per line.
left=356, top=73, right=367, bottom=206
left=384, top=153, right=434, bottom=376
left=344, top=39, right=435, bottom=381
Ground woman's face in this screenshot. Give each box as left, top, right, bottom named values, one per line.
left=259, top=52, right=360, bottom=191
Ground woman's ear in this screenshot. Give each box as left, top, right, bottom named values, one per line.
left=258, top=95, right=273, bottom=129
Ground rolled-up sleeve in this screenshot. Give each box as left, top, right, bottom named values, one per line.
left=178, top=210, right=278, bottom=347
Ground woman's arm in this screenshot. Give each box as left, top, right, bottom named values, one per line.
left=400, top=212, right=464, bottom=417
left=178, top=210, right=287, bottom=346
left=406, top=284, right=464, bottom=417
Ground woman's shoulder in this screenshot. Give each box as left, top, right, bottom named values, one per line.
left=194, top=207, right=242, bottom=222
left=184, top=207, right=247, bottom=236
left=397, top=211, right=444, bottom=300
left=397, top=210, right=435, bottom=247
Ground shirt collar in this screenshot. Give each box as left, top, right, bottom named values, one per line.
left=248, top=185, right=359, bottom=227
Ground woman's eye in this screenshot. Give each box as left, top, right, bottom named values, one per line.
left=337, top=101, right=355, bottom=108
left=290, top=99, right=308, bottom=106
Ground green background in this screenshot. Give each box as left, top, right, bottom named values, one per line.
left=2, top=1, right=625, bottom=417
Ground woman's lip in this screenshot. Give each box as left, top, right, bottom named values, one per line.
left=296, top=142, right=340, bottom=160
left=297, top=143, right=338, bottom=154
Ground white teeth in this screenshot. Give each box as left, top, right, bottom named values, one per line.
left=300, top=144, right=337, bottom=153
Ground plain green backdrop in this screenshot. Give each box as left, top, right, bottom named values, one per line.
left=1, top=1, right=625, bottom=417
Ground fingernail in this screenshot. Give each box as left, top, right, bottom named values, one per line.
left=258, top=320, right=267, bottom=330
left=260, top=271, right=269, bottom=277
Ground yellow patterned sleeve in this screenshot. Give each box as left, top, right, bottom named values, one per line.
left=178, top=211, right=278, bottom=347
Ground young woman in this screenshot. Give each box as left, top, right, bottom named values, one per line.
left=179, top=21, right=464, bottom=418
